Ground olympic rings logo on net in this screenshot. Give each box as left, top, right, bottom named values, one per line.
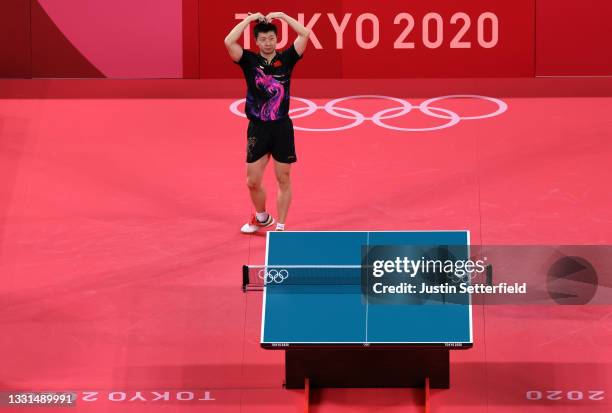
left=230, top=95, right=507, bottom=132
left=258, top=268, right=289, bottom=284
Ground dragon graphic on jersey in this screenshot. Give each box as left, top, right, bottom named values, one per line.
left=254, top=67, right=285, bottom=121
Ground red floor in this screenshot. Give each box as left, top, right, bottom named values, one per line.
left=1, top=80, right=611, bottom=412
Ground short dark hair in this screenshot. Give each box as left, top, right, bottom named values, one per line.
left=253, top=22, right=278, bottom=39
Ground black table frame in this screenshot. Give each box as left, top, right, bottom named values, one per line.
left=283, top=347, right=465, bottom=389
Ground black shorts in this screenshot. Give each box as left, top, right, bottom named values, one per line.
left=246, top=117, right=297, bottom=164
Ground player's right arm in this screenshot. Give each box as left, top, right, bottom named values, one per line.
left=224, top=12, right=264, bottom=62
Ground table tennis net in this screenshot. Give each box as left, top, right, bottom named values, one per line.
left=241, top=264, right=475, bottom=306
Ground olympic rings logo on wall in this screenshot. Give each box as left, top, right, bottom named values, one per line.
left=258, top=268, right=289, bottom=284
left=230, top=95, right=508, bottom=132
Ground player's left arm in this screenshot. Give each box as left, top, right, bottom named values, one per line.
left=266, top=12, right=310, bottom=56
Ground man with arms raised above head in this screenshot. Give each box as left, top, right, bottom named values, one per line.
left=224, top=12, right=309, bottom=233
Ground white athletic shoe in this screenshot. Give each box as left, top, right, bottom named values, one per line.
left=240, top=214, right=275, bottom=234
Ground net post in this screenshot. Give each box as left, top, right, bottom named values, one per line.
left=486, top=264, right=493, bottom=286
left=242, top=265, right=249, bottom=292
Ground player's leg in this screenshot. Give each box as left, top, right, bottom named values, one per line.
left=274, top=160, right=292, bottom=229
left=246, top=154, right=269, bottom=213
left=271, top=118, right=297, bottom=231
left=241, top=122, right=275, bottom=233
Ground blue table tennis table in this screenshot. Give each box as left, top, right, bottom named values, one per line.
left=258, top=230, right=473, bottom=389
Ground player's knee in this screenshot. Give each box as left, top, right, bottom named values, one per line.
left=276, top=173, right=291, bottom=189
left=246, top=176, right=262, bottom=190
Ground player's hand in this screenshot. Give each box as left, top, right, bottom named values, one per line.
left=247, top=12, right=265, bottom=22
left=265, top=12, right=285, bottom=22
